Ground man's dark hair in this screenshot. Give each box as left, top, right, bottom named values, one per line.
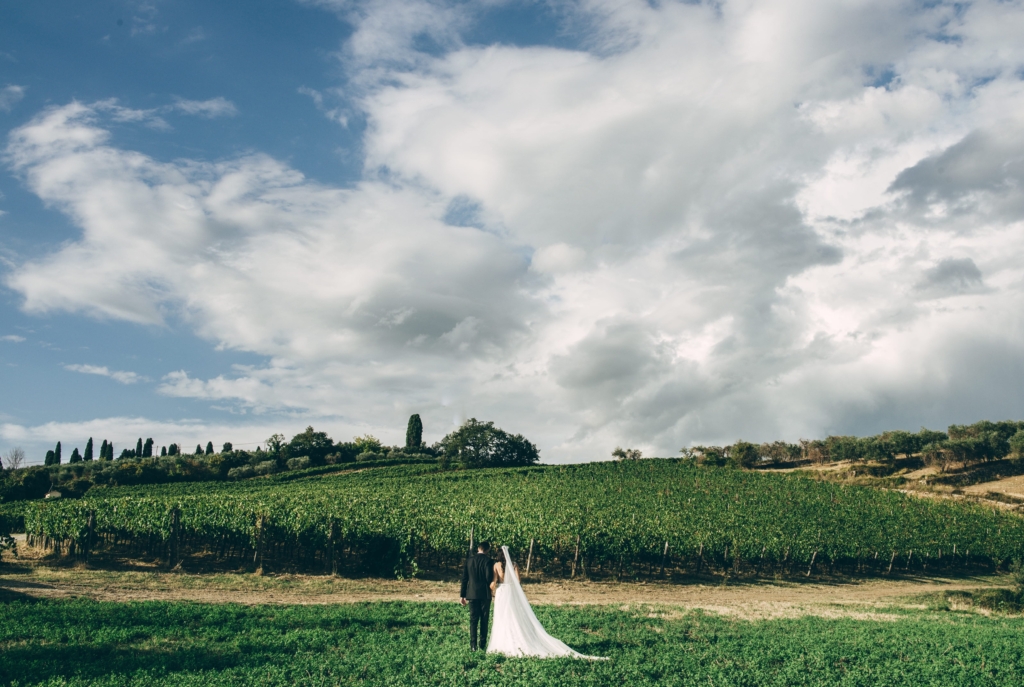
left=477, top=541, right=490, bottom=552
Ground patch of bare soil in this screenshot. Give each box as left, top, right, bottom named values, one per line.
left=963, top=473, right=1024, bottom=500
left=1, top=538, right=1011, bottom=620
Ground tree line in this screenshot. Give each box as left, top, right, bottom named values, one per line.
left=0, top=415, right=538, bottom=502
left=677, top=419, right=1024, bottom=471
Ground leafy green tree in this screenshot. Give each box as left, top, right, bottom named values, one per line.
left=266, top=434, right=286, bottom=456
left=406, top=414, right=423, bottom=449
left=759, top=441, right=800, bottom=464
left=353, top=435, right=383, bottom=454
left=438, top=418, right=539, bottom=469
left=288, top=427, right=334, bottom=465
left=84, top=438, right=94, bottom=462
left=54, top=441, right=62, bottom=465
left=206, top=441, right=214, bottom=455
left=143, top=438, right=154, bottom=458
left=612, top=447, right=642, bottom=460
left=881, top=430, right=919, bottom=459
left=681, top=445, right=727, bottom=466
left=69, top=448, right=82, bottom=463
left=728, top=441, right=759, bottom=469
left=825, top=436, right=864, bottom=462
left=862, top=436, right=896, bottom=464
left=1009, top=430, right=1024, bottom=459
left=222, top=442, right=233, bottom=453
left=44, top=450, right=56, bottom=466
left=918, top=427, right=948, bottom=445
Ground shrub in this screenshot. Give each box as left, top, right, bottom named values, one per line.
left=254, top=460, right=279, bottom=476
left=356, top=451, right=383, bottom=462
left=227, top=466, right=255, bottom=480
left=287, top=456, right=311, bottom=471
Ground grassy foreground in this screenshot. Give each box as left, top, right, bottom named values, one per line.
left=2, top=599, right=1023, bottom=686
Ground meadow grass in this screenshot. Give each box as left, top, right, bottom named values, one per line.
left=2, top=598, right=1023, bottom=686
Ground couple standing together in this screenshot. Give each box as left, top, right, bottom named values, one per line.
left=460, top=541, right=604, bottom=659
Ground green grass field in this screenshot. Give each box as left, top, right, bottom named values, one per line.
left=2, top=598, right=1022, bottom=686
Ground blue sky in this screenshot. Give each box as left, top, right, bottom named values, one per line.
left=3, top=0, right=1024, bottom=464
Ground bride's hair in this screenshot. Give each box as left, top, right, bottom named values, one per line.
left=496, top=547, right=508, bottom=564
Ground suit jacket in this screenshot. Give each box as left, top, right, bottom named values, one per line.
left=461, top=551, right=494, bottom=600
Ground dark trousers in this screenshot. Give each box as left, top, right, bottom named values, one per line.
left=468, top=598, right=490, bottom=650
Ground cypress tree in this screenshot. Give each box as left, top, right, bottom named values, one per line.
left=136, top=438, right=143, bottom=456
left=54, top=442, right=62, bottom=465
left=160, top=446, right=167, bottom=456
left=99, top=440, right=108, bottom=460
left=44, top=450, right=56, bottom=466
left=406, top=414, right=424, bottom=449
left=205, top=441, right=214, bottom=455
left=69, top=447, right=82, bottom=463
left=195, top=444, right=203, bottom=455
left=143, top=438, right=154, bottom=457
left=84, top=437, right=94, bottom=462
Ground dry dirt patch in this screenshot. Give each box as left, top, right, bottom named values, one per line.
left=1, top=542, right=1011, bottom=620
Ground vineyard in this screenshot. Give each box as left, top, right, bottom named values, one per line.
left=22, top=460, right=1024, bottom=579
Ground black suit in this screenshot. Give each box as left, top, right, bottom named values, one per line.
left=461, top=551, right=494, bottom=650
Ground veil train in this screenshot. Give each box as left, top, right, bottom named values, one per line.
left=486, top=545, right=607, bottom=660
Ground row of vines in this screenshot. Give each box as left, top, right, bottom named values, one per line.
left=22, top=460, right=1024, bottom=577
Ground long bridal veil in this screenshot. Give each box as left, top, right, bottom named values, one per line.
left=486, top=546, right=606, bottom=660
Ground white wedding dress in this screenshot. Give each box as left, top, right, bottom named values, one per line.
left=486, top=546, right=606, bottom=660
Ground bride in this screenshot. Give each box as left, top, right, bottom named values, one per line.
left=486, top=545, right=606, bottom=659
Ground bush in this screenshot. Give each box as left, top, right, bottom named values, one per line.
left=287, top=456, right=311, bottom=471
left=973, top=588, right=1022, bottom=613
left=254, top=460, right=279, bottom=476
left=356, top=451, right=383, bottom=462
left=227, top=466, right=255, bottom=480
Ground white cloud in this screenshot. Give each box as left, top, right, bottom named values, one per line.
left=298, top=87, right=347, bottom=126
left=0, top=85, right=25, bottom=112
left=172, top=97, right=238, bottom=118
left=64, top=364, right=145, bottom=385
left=1, top=335, right=25, bottom=342
left=7, top=0, right=1024, bottom=460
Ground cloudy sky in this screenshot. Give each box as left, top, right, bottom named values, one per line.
left=2, top=0, right=1024, bottom=464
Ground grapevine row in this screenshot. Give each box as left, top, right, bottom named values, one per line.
left=24, top=461, right=1024, bottom=577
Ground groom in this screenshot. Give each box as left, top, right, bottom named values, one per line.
left=460, top=541, right=494, bottom=651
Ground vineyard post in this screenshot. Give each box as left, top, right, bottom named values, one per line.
left=326, top=521, right=337, bottom=576
left=526, top=538, right=534, bottom=577
left=571, top=535, right=580, bottom=578
left=254, top=515, right=266, bottom=574
left=169, top=507, right=180, bottom=568
left=905, top=550, right=913, bottom=570
left=659, top=541, right=669, bottom=577
left=806, top=551, right=817, bottom=577
left=469, top=526, right=474, bottom=553
left=755, top=545, right=766, bottom=575
left=886, top=550, right=897, bottom=575
left=696, top=542, right=704, bottom=574
left=84, top=510, right=96, bottom=562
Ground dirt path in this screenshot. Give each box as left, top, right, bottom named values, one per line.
left=1, top=538, right=1011, bottom=620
